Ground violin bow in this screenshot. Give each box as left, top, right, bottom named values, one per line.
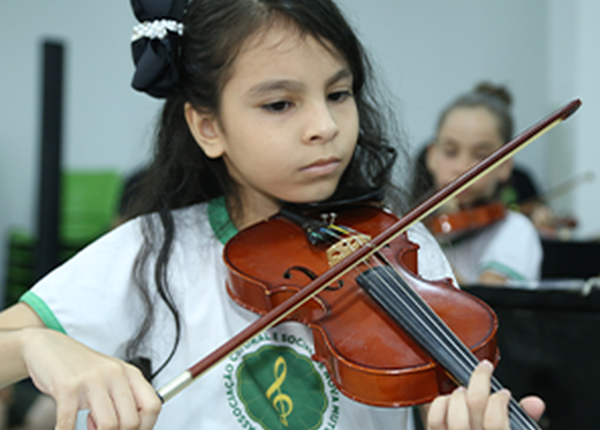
left=157, top=98, right=582, bottom=402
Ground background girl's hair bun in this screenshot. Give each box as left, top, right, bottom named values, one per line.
left=473, top=81, right=512, bottom=107
left=130, top=0, right=188, bottom=99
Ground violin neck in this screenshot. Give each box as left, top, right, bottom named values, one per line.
left=357, top=265, right=540, bottom=430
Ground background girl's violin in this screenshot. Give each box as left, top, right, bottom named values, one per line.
left=425, top=201, right=507, bottom=240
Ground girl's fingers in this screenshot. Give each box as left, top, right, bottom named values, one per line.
left=86, top=413, right=98, bottom=430
left=54, top=393, right=83, bottom=430
left=86, top=385, right=120, bottom=430
left=87, top=365, right=160, bottom=430
left=427, top=394, right=451, bottom=430
left=24, top=329, right=160, bottom=430
left=108, top=376, right=143, bottom=430
left=481, top=389, right=511, bottom=430
left=466, top=360, right=495, bottom=429
left=428, top=361, right=544, bottom=430
left=126, top=367, right=162, bottom=430
left=427, top=360, right=511, bottom=430
left=519, top=396, right=545, bottom=422
left=446, top=387, right=471, bottom=430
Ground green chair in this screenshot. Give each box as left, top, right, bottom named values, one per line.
left=61, top=170, right=123, bottom=244
left=4, top=170, right=123, bottom=307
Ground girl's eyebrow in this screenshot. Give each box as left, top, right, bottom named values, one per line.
left=441, top=137, right=497, bottom=152
left=246, top=67, right=353, bottom=98
left=247, top=79, right=304, bottom=98
left=326, top=68, right=353, bottom=86
left=472, top=141, right=498, bottom=152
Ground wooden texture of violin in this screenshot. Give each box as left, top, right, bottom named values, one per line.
left=224, top=205, right=499, bottom=407
left=425, top=201, right=507, bottom=239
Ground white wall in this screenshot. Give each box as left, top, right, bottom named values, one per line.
left=574, top=1, right=600, bottom=237
left=338, top=0, right=549, bottom=169
left=0, top=1, right=597, bottom=303
left=547, top=0, right=600, bottom=238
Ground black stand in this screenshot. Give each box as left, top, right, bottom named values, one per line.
left=466, top=285, right=600, bottom=430
left=34, top=40, right=65, bottom=282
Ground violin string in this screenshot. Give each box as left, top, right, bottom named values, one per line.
left=360, top=255, right=480, bottom=378
left=370, top=254, right=536, bottom=430
left=360, top=261, right=537, bottom=430
left=322, top=225, right=476, bottom=369
left=312, top=223, right=535, bottom=429
left=323, top=224, right=536, bottom=430
left=329, top=227, right=488, bottom=387
left=322, top=225, right=480, bottom=376
left=368, top=266, right=537, bottom=428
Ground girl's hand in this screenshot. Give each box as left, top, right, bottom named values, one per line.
left=21, top=328, right=161, bottom=430
left=427, top=360, right=545, bottom=430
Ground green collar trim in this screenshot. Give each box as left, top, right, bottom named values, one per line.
left=208, top=196, right=238, bottom=244
left=480, top=261, right=526, bottom=281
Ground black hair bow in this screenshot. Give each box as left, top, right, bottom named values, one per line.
left=130, top=0, right=187, bottom=98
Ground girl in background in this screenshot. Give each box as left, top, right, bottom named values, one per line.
left=0, top=1, right=543, bottom=429
left=422, top=83, right=543, bottom=285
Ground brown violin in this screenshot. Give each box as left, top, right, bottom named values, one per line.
left=425, top=201, right=507, bottom=240
left=224, top=203, right=498, bottom=406
left=156, top=100, right=581, bottom=430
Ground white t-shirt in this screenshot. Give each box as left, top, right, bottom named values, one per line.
left=439, top=211, right=542, bottom=284
left=22, top=199, right=455, bottom=430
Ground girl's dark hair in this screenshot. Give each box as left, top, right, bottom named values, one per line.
left=409, top=141, right=435, bottom=206
left=124, top=0, right=407, bottom=379
left=436, top=82, right=514, bottom=143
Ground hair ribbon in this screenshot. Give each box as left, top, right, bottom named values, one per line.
left=130, top=0, right=187, bottom=98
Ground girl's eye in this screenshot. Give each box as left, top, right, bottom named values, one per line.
left=441, top=147, right=457, bottom=158
left=328, top=90, right=353, bottom=102
left=263, top=101, right=293, bottom=112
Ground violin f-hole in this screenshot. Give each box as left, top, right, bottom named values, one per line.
left=283, top=266, right=344, bottom=291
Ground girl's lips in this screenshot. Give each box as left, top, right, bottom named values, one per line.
left=301, top=158, right=341, bottom=176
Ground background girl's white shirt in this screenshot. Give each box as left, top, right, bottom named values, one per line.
left=440, top=211, right=542, bottom=284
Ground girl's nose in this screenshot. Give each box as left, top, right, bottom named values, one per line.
left=302, top=101, right=339, bottom=145
left=452, top=155, right=473, bottom=177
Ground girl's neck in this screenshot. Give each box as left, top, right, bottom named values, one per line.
left=227, top=192, right=283, bottom=231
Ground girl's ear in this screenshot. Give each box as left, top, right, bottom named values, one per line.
left=425, top=142, right=437, bottom=173
left=184, top=102, right=225, bottom=158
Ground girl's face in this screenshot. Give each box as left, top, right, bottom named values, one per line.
left=186, top=25, right=359, bottom=228
left=426, top=106, right=512, bottom=207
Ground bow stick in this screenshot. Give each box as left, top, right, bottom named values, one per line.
left=157, top=98, right=582, bottom=402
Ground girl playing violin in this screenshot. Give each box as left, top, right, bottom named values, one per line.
left=422, top=83, right=543, bottom=285
left=0, top=1, right=543, bottom=429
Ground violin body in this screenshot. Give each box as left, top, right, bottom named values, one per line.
left=224, top=205, right=499, bottom=407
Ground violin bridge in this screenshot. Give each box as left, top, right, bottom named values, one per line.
left=326, top=234, right=372, bottom=267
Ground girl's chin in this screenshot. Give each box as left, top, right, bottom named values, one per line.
left=279, top=183, right=339, bottom=205
left=454, top=192, right=480, bottom=207
left=280, top=192, right=335, bottom=205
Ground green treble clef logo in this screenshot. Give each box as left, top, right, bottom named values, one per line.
left=265, top=356, right=294, bottom=426
left=236, top=345, right=328, bottom=430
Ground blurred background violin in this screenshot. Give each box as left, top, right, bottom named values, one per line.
left=503, top=170, right=594, bottom=240
left=424, top=200, right=506, bottom=241
left=414, top=156, right=594, bottom=243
